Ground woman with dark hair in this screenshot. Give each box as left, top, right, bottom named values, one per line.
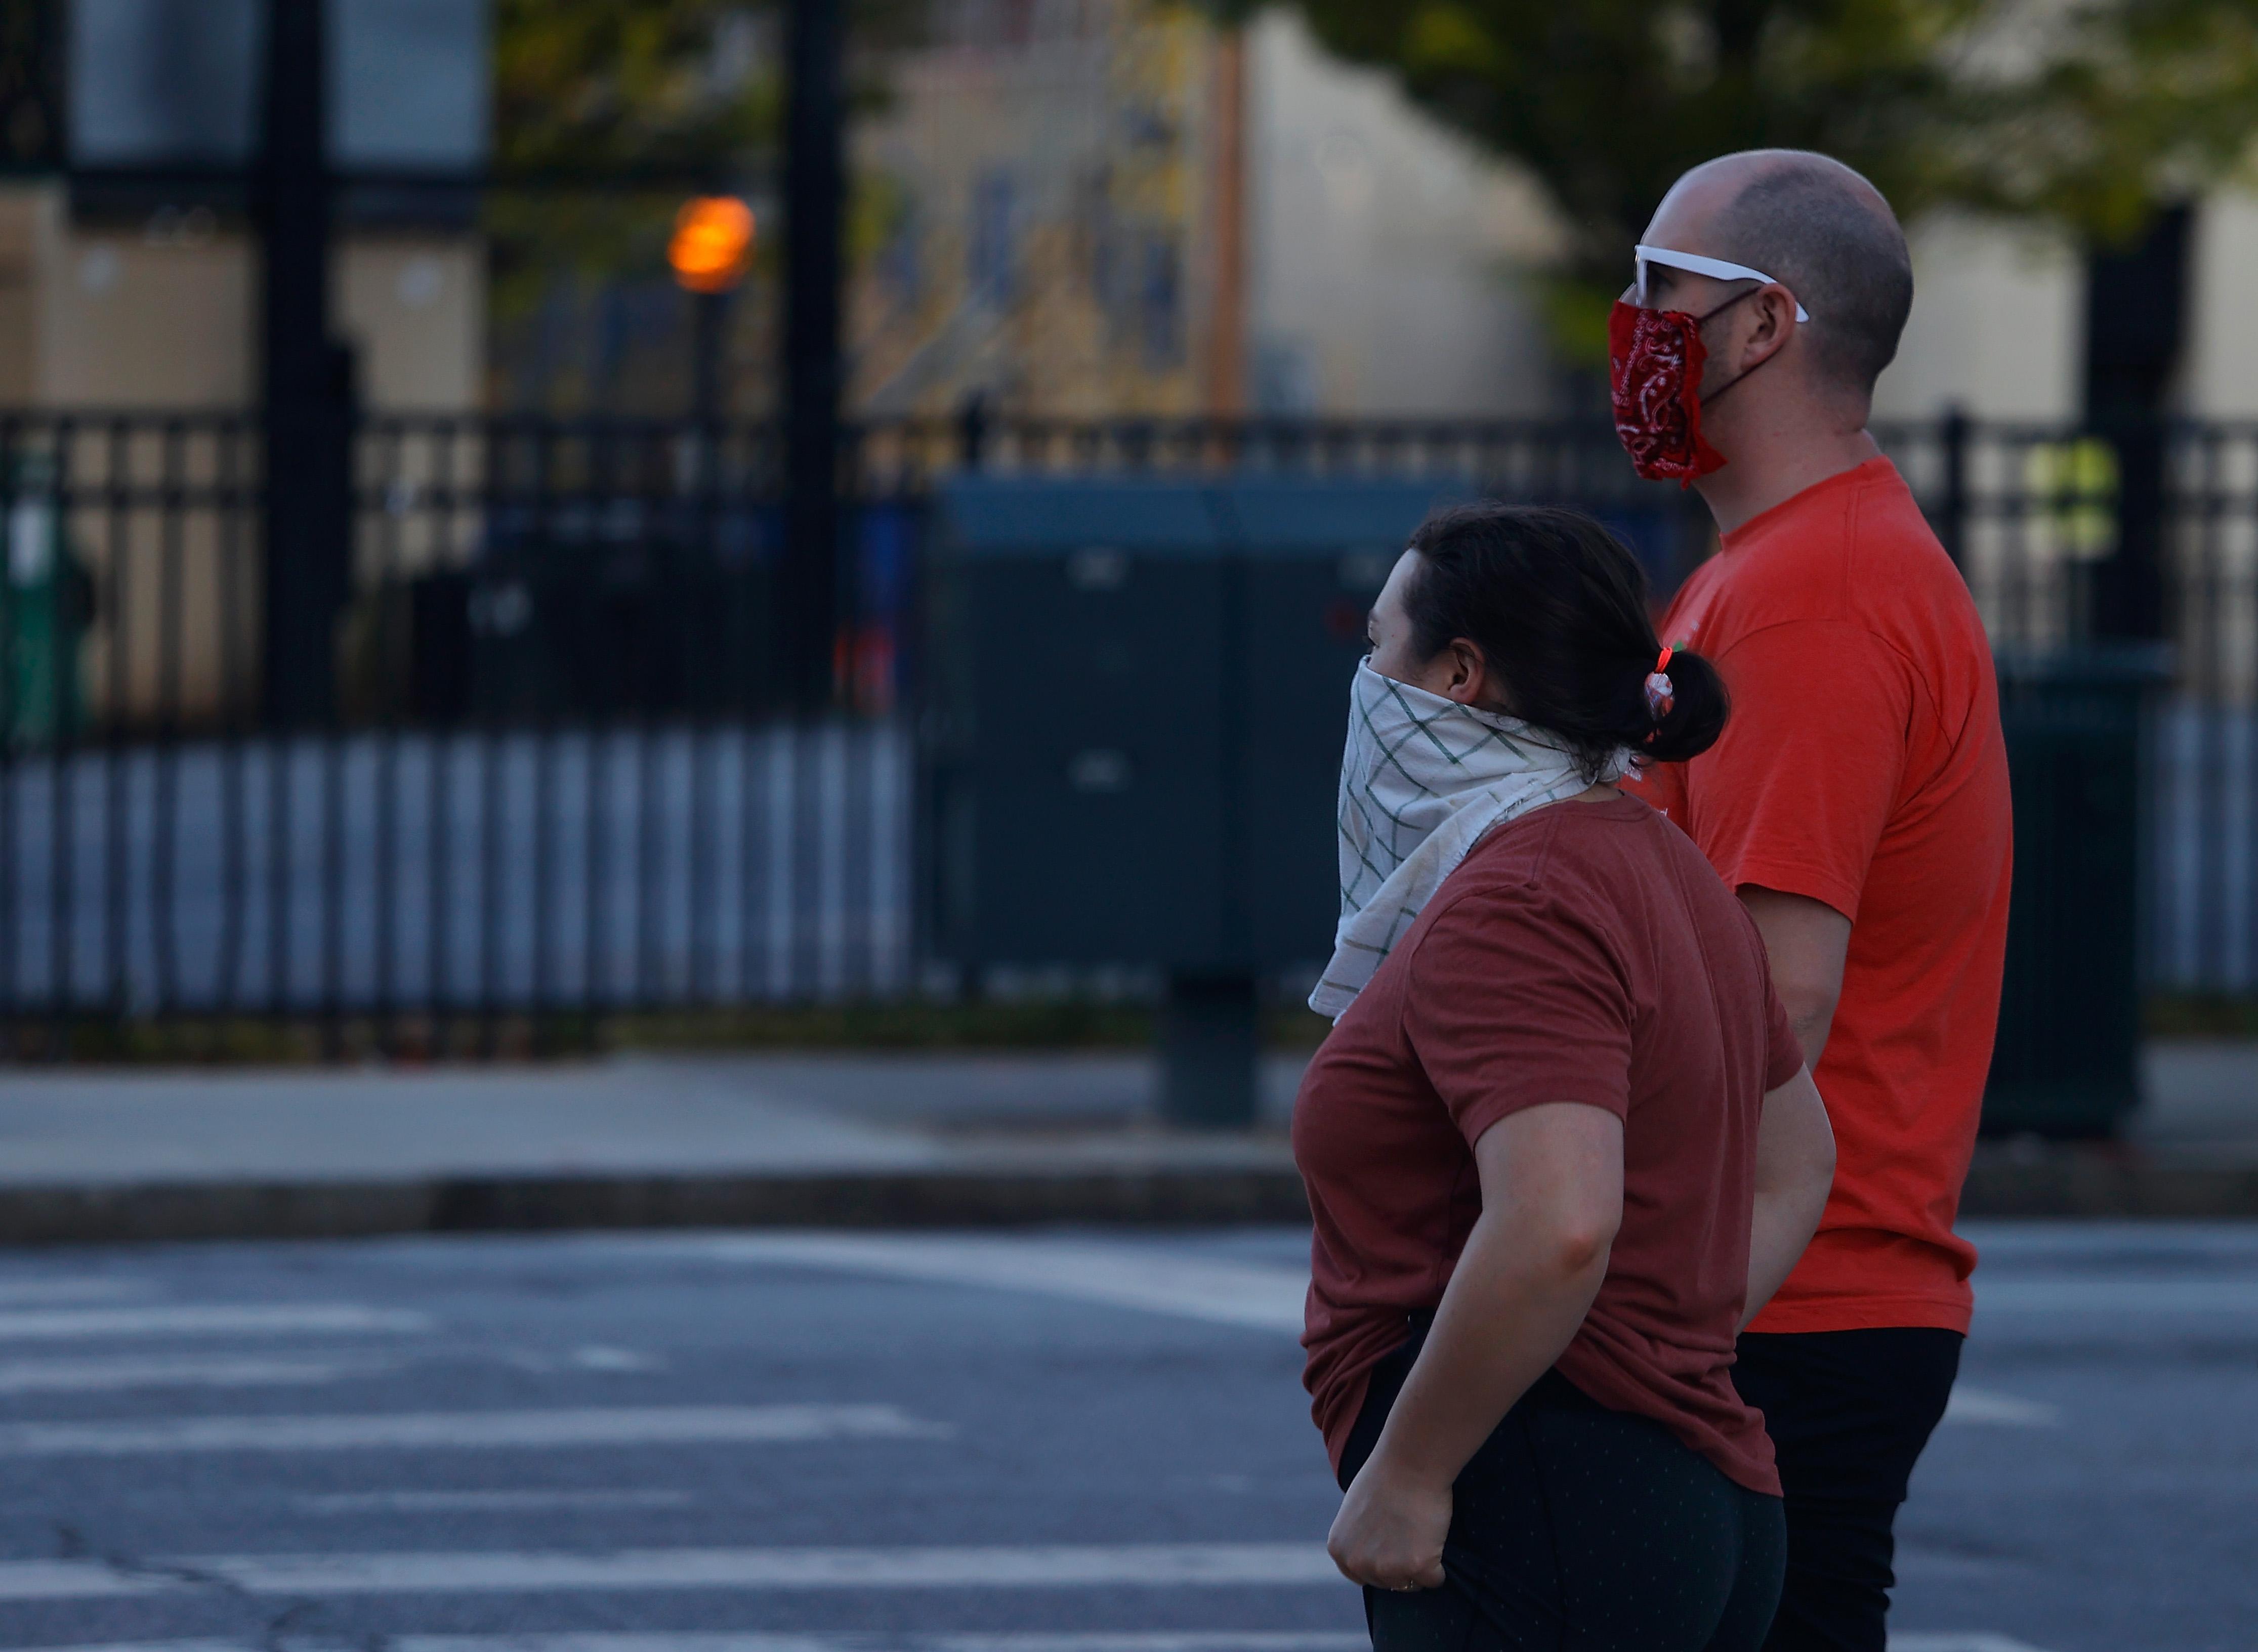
left=1296, top=504, right=1836, bottom=1650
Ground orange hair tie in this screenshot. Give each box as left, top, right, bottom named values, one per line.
left=1643, top=646, right=1678, bottom=726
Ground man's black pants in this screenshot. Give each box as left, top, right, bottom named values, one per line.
left=1732, top=1328, right=1964, bottom=1652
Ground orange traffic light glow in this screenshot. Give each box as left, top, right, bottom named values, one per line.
left=669, top=197, right=755, bottom=293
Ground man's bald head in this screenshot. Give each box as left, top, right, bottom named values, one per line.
left=1658, top=150, right=1913, bottom=402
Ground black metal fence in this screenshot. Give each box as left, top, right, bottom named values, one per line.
left=0, top=407, right=2251, bottom=1046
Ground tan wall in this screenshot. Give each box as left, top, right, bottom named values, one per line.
left=1246, top=12, right=1564, bottom=417
left=337, top=239, right=485, bottom=412
left=1875, top=193, right=2258, bottom=424
left=32, top=189, right=256, bottom=407
left=1871, top=213, right=2083, bottom=422
left=0, top=190, right=36, bottom=404
left=2181, top=192, right=2258, bottom=420
left=0, top=180, right=482, bottom=413
left=0, top=183, right=484, bottom=728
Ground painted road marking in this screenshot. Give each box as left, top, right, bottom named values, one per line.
left=0, top=1634, right=2052, bottom=1652
left=0, top=1354, right=383, bottom=1394
left=396, top=1639, right=1371, bottom=1652
left=0, top=1279, right=153, bottom=1305
left=0, top=1404, right=951, bottom=1457
left=1941, top=1387, right=2064, bottom=1428
left=676, top=1234, right=2258, bottom=1332
left=0, top=1638, right=1370, bottom=1652
left=568, top=1345, right=666, bottom=1372
left=0, top=1560, right=173, bottom=1599
left=687, top=1235, right=1308, bottom=1333
left=1975, top=1279, right=2258, bottom=1314
left=0, top=1543, right=1344, bottom=1598
left=298, top=1489, right=696, bottom=1514
left=0, top=1304, right=432, bottom=1340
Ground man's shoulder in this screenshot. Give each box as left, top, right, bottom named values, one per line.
left=1685, top=467, right=1971, bottom=656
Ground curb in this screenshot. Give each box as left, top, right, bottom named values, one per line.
left=1959, top=1147, right=2258, bottom=1218
left=0, top=1165, right=1317, bottom=1245
left=0, top=1146, right=2250, bottom=1246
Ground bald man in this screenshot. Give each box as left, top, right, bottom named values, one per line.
left=1621, top=152, right=2013, bottom=1652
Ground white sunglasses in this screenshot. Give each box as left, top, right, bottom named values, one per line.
left=1634, top=244, right=1811, bottom=323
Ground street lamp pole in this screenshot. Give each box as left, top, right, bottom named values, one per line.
left=782, top=0, right=845, bottom=713
left=259, top=0, right=356, bottom=728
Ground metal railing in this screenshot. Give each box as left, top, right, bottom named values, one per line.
left=0, top=408, right=2251, bottom=1046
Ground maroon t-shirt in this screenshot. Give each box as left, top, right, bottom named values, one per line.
left=1294, top=793, right=1804, bottom=1497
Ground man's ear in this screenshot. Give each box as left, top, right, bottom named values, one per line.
left=1739, top=287, right=1799, bottom=372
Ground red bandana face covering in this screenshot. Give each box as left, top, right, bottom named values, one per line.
left=1608, top=298, right=1731, bottom=485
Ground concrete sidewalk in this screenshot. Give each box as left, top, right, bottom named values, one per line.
left=0, top=1043, right=2253, bottom=1241
left=0, top=1052, right=1314, bottom=1241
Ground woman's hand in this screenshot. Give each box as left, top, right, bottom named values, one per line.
left=1326, top=1455, right=1451, bottom=1592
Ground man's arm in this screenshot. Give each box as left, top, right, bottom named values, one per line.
left=1324, top=1102, right=1623, bottom=1592
left=1739, top=885, right=1852, bottom=1066
left=1742, top=1063, right=1835, bottom=1329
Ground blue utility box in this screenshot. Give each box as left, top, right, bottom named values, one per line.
left=927, top=476, right=1467, bottom=1122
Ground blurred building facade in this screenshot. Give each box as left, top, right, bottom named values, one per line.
left=0, top=0, right=486, bottom=413
left=1241, top=11, right=1561, bottom=417
left=0, top=189, right=481, bottom=410
left=1873, top=197, right=2258, bottom=423
left=5, top=0, right=2252, bottom=428
left=846, top=4, right=1564, bottom=420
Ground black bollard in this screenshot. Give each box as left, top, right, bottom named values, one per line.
left=1161, top=970, right=1260, bottom=1129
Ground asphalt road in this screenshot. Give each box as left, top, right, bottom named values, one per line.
left=0, top=1220, right=2244, bottom=1652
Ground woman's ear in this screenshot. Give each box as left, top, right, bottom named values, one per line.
left=1443, top=639, right=1488, bottom=706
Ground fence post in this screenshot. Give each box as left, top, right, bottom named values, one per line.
left=783, top=0, right=846, bottom=715
left=2094, top=411, right=2168, bottom=642
left=958, top=391, right=989, bottom=473
left=1939, top=402, right=1970, bottom=569
left=258, top=0, right=356, bottom=728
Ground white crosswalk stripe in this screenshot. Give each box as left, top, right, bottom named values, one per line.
left=0, top=1638, right=1371, bottom=1652
left=0, top=1632, right=2053, bottom=1651
left=0, top=1279, right=152, bottom=1306
left=297, top=1489, right=695, bottom=1514
left=1973, top=1279, right=2258, bottom=1314
left=0, top=1543, right=1344, bottom=1598
left=397, top=1639, right=1372, bottom=1652
left=1941, top=1387, right=2064, bottom=1428
left=0, top=1353, right=384, bottom=1394
left=0, top=1404, right=951, bottom=1456
left=0, top=1304, right=431, bottom=1340
left=682, top=1235, right=1309, bottom=1332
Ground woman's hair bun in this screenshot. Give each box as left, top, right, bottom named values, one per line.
left=1640, top=649, right=1728, bottom=766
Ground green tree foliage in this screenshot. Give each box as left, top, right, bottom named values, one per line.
left=486, top=1, right=789, bottom=323
left=1269, top=1, right=2258, bottom=354
left=494, top=0, right=785, bottom=184
left=487, top=1, right=919, bottom=322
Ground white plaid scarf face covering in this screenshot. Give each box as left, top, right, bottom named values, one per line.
left=1309, top=659, right=1632, bottom=1020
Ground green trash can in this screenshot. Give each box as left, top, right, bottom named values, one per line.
left=2, top=453, right=90, bottom=750
left=1984, top=645, right=2171, bottom=1137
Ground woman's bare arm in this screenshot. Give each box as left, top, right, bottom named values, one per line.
left=1325, top=1102, right=1624, bottom=1591
left=1742, top=1064, right=1835, bottom=1329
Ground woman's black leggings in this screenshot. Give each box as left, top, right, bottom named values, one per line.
left=1340, top=1321, right=1786, bottom=1652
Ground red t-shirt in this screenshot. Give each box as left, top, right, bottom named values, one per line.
left=1634, top=455, right=2012, bottom=1335
left=1294, top=794, right=1805, bottom=1497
